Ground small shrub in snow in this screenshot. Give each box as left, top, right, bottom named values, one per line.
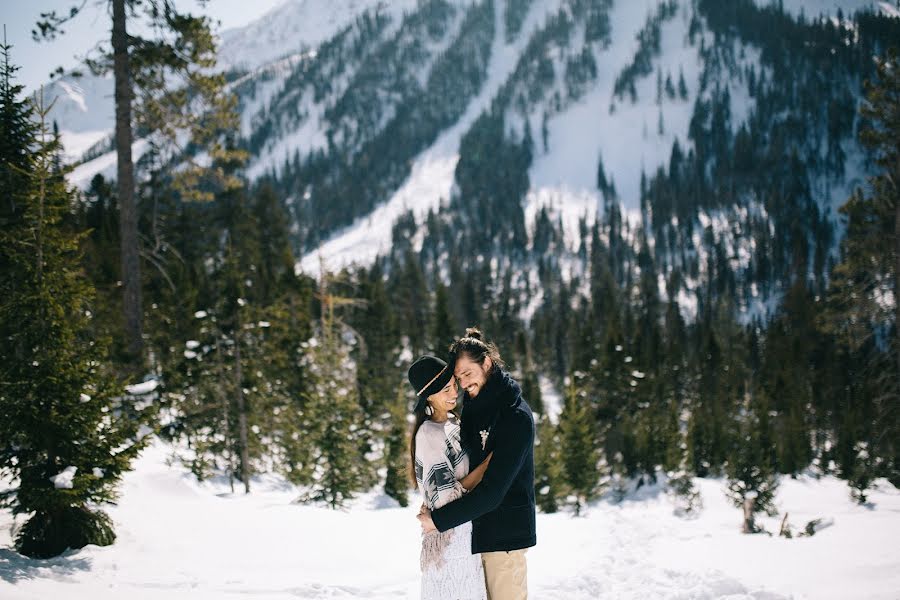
left=667, top=469, right=703, bottom=517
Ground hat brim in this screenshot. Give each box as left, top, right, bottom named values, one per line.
left=414, top=367, right=454, bottom=411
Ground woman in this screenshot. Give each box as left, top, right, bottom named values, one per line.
left=407, top=355, right=492, bottom=600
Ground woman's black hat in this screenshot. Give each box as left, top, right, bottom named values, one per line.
left=407, top=355, right=453, bottom=412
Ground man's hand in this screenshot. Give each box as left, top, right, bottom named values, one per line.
left=417, top=507, right=437, bottom=533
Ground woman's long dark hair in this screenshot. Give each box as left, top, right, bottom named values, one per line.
left=409, top=404, right=430, bottom=486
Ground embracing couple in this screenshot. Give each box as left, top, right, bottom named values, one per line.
left=407, top=328, right=536, bottom=600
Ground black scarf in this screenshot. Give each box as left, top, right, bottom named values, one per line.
left=460, top=369, right=519, bottom=459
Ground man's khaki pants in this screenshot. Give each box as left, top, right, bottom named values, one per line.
left=481, top=549, right=528, bottom=600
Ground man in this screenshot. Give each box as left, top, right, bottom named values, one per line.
left=417, top=328, right=536, bottom=600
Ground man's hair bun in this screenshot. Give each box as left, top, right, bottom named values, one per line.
left=464, top=327, right=484, bottom=341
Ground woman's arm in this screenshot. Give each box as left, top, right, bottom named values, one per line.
left=459, top=451, right=493, bottom=492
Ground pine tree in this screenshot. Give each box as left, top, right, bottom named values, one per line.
left=656, top=68, right=663, bottom=105
left=76, top=174, right=121, bottom=341
left=34, top=1, right=232, bottom=366
left=678, top=67, right=689, bottom=100
left=165, top=307, right=239, bottom=486
left=726, top=391, right=779, bottom=534
left=298, top=271, right=371, bottom=508
left=395, top=250, right=431, bottom=356
left=688, top=305, right=744, bottom=478
left=558, top=372, right=601, bottom=515
left=667, top=460, right=702, bottom=517
left=763, top=280, right=815, bottom=475
left=520, top=369, right=544, bottom=415
left=666, top=396, right=702, bottom=516
left=534, top=414, right=563, bottom=513
left=848, top=441, right=875, bottom=504
left=432, top=282, right=456, bottom=354
left=383, top=382, right=411, bottom=507
left=355, top=262, right=397, bottom=417
left=0, top=49, right=143, bottom=558
left=252, top=183, right=296, bottom=305
left=157, top=141, right=304, bottom=493
left=817, top=48, right=899, bottom=490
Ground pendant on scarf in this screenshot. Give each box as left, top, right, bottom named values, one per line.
left=479, top=428, right=490, bottom=451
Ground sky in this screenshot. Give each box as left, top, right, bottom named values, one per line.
left=0, top=0, right=287, bottom=93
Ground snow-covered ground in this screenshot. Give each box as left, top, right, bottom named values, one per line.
left=1, top=437, right=897, bottom=599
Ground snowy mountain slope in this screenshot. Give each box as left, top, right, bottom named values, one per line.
left=45, top=0, right=399, bottom=168
left=40, top=73, right=116, bottom=165
left=57, top=0, right=464, bottom=186
left=216, top=0, right=418, bottom=72
left=1, top=436, right=898, bottom=599
left=297, top=0, right=755, bottom=274
left=526, top=0, right=705, bottom=225
left=43, top=73, right=116, bottom=135
left=299, top=0, right=572, bottom=275
left=229, top=51, right=311, bottom=137
left=68, top=139, right=151, bottom=189
left=286, top=0, right=900, bottom=327
left=245, top=0, right=472, bottom=181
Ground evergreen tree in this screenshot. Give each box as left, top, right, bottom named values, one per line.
left=76, top=174, right=122, bottom=342
left=252, top=183, right=296, bottom=305
left=848, top=441, right=875, bottom=504
left=520, top=369, right=545, bottom=415
left=395, top=250, right=431, bottom=356
left=298, top=272, right=371, bottom=508
left=667, top=457, right=702, bottom=517
left=818, top=48, right=899, bottom=490
left=383, top=382, right=411, bottom=507
left=164, top=307, right=239, bottom=486
left=533, top=414, right=562, bottom=513
left=354, top=262, right=398, bottom=417
left=432, top=282, right=456, bottom=354
left=0, top=50, right=143, bottom=558
left=678, top=67, right=689, bottom=100
left=558, top=372, right=601, bottom=515
left=726, top=391, right=779, bottom=534
left=35, top=0, right=228, bottom=366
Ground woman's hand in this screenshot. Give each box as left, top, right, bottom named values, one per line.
left=417, top=507, right=437, bottom=533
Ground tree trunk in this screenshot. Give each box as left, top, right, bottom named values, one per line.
left=778, top=512, right=790, bottom=537
left=112, top=0, right=143, bottom=365
left=215, top=335, right=235, bottom=494
left=742, top=496, right=757, bottom=534
left=234, top=308, right=250, bottom=494
left=895, top=157, right=899, bottom=393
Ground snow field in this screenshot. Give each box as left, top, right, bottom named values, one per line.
left=2, top=437, right=898, bottom=599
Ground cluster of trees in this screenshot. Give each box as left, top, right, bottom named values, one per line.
left=500, top=0, right=613, bottom=121
left=613, top=0, right=679, bottom=102
left=367, top=0, right=900, bottom=532
left=244, top=10, right=393, bottom=157
left=0, top=46, right=146, bottom=558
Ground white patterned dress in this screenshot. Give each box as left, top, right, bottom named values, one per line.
left=414, top=415, right=487, bottom=600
